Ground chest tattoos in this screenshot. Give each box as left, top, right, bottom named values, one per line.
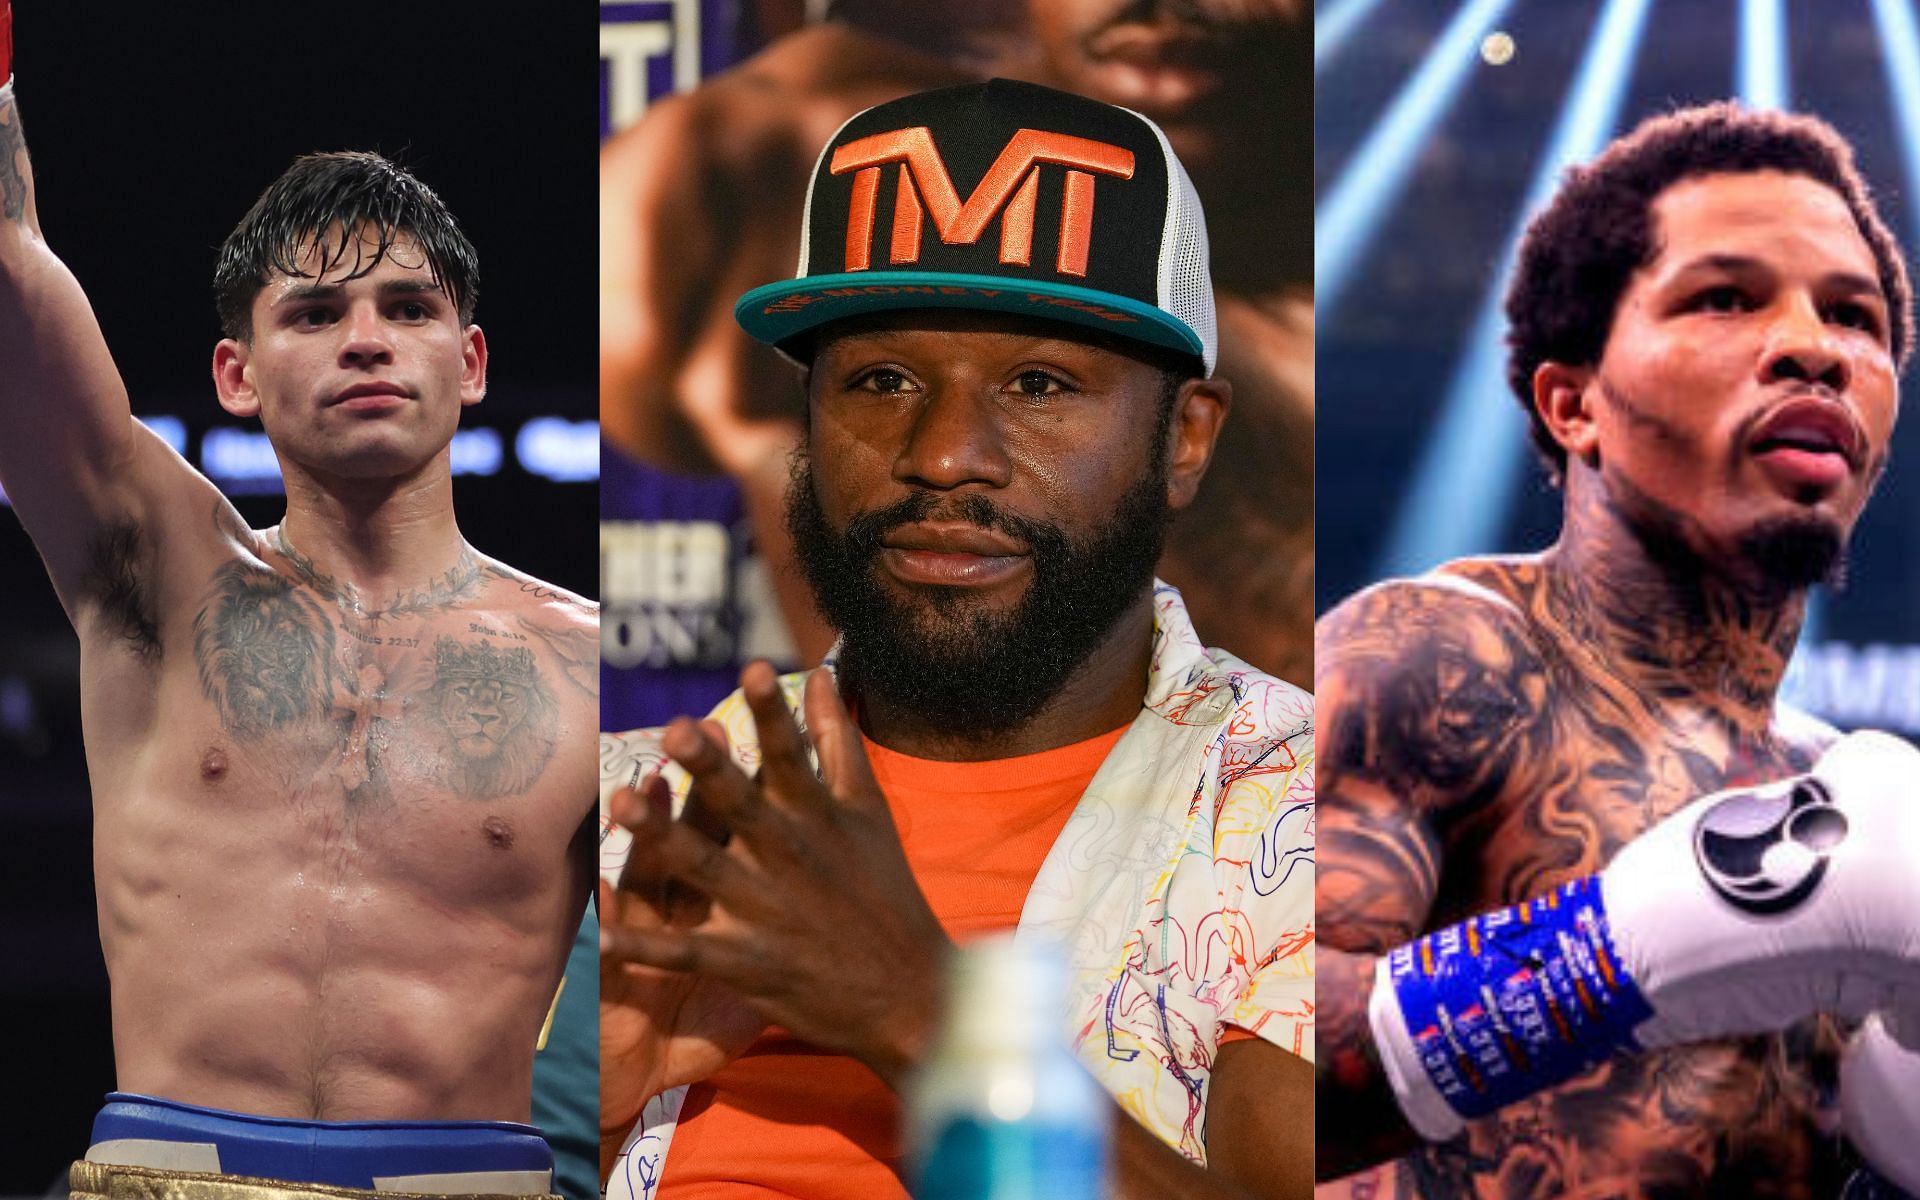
left=422, top=637, right=557, bottom=799
left=190, top=557, right=572, bottom=802
left=193, top=561, right=338, bottom=739
left=1319, top=562, right=1844, bottom=1198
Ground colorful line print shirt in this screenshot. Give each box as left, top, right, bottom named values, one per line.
left=598, top=583, right=1316, bottom=1198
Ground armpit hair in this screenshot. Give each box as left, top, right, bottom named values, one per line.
left=81, top=523, right=160, bottom=659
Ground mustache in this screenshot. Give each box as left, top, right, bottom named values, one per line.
left=1080, top=0, right=1304, bottom=37
left=843, top=492, right=1068, bottom=559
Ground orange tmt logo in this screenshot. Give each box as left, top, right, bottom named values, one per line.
left=829, top=127, right=1136, bottom=278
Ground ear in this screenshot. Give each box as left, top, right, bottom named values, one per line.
left=212, top=338, right=260, bottom=418
left=1165, top=376, right=1232, bottom=511
left=1533, top=360, right=1598, bottom=467
left=460, top=324, right=489, bottom=407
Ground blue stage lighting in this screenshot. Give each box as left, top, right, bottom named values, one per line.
left=1316, top=0, right=1392, bottom=72
left=1377, top=0, right=1657, bottom=580
left=1738, top=0, right=1790, bottom=109
left=1316, top=0, right=1520, bottom=320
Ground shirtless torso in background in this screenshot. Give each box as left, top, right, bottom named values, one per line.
left=600, top=1, right=1314, bottom=682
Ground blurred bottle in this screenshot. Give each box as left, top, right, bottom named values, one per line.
left=906, top=935, right=1110, bottom=1200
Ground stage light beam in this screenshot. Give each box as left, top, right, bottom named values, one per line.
left=1316, top=0, right=1393, bottom=72
left=1738, top=0, right=1789, bottom=110
left=1316, top=0, right=1520, bottom=320
left=1377, top=0, right=1658, bottom=579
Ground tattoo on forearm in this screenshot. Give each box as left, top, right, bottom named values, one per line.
left=193, top=562, right=337, bottom=739
left=423, top=636, right=558, bottom=798
left=1316, top=552, right=1833, bottom=1194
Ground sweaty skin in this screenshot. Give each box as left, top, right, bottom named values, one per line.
left=1315, top=170, right=1901, bottom=1198
left=600, top=11, right=1313, bottom=683
left=1315, top=545, right=1841, bottom=1198
left=0, top=88, right=596, bottom=1122
left=90, top=525, right=597, bottom=1120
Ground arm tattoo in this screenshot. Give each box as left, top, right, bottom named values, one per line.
left=423, top=637, right=559, bottom=799
left=1315, top=582, right=1549, bottom=1177
left=1315, top=568, right=1847, bottom=1195
left=193, top=561, right=337, bottom=739
left=0, top=97, right=27, bottom=224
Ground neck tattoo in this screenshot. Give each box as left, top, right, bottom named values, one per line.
left=274, top=524, right=485, bottom=621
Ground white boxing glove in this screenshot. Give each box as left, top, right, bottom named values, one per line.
left=1841, top=1013, right=1920, bottom=1197
left=1373, top=730, right=1920, bottom=1142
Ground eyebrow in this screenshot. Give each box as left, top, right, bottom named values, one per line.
left=270, top=278, right=447, bottom=307
left=1674, top=253, right=1883, bottom=296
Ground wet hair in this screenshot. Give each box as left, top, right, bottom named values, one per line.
left=213, top=151, right=479, bottom=341
left=1506, top=102, right=1912, bottom=476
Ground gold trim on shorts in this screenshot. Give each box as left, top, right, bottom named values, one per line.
left=69, top=1160, right=561, bottom=1200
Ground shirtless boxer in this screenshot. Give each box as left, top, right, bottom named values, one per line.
left=599, top=0, right=1311, bottom=685
left=0, top=18, right=595, bottom=1195
left=1316, top=104, right=1920, bottom=1197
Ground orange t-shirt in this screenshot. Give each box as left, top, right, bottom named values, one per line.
left=659, top=724, right=1130, bottom=1199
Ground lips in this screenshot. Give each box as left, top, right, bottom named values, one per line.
left=881, top=523, right=1026, bottom=557
left=1748, top=397, right=1864, bottom=471
left=878, top=522, right=1029, bottom=588
left=1079, top=23, right=1230, bottom=107
left=328, top=382, right=411, bottom=408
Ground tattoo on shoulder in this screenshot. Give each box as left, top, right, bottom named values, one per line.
left=192, top=561, right=337, bottom=739
left=483, top=563, right=593, bottom=612
left=423, top=636, right=559, bottom=799
left=83, top=523, right=160, bottom=659
left=0, top=100, right=27, bottom=224
left=1321, top=585, right=1547, bottom=810
left=517, top=615, right=598, bottom=701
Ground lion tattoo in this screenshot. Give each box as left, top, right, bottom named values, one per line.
left=423, top=637, right=558, bottom=799
left=193, top=562, right=336, bottom=740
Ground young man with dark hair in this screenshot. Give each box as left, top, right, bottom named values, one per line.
left=0, top=14, right=595, bottom=1196
left=600, top=79, right=1315, bottom=1200
left=1504, top=101, right=1912, bottom=475
left=1317, top=102, right=1920, bottom=1198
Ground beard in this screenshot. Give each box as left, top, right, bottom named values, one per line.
left=1596, top=377, right=1852, bottom=595
left=786, top=454, right=1172, bottom=739
left=1735, top=515, right=1847, bottom=592
left=1603, top=460, right=1850, bottom=599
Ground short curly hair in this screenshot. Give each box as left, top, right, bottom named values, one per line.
left=1505, top=102, right=1912, bottom=476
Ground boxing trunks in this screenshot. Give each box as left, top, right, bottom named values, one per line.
left=73, top=1093, right=558, bottom=1200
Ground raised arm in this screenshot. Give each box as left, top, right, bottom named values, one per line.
left=0, top=23, right=179, bottom=612
left=1314, top=579, right=1546, bottom=1179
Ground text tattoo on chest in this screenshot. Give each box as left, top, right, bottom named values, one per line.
left=191, top=563, right=560, bottom=800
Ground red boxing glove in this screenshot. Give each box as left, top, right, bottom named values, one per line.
left=1, top=0, right=12, bottom=87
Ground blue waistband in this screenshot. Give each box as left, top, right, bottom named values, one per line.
left=89, top=1093, right=553, bottom=1189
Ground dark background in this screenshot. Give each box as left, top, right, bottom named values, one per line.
left=1317, top=0, right=1920, bottom=733
left=0, top=3, right=596, bottom=1187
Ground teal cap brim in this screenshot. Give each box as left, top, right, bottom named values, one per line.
left=734, top=271, right=1203, bottom=363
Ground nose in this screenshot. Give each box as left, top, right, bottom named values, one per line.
left=338, top=302, right=394, bottom=369
left=891, top=384, right=1013, bottom=492
left=1761, top=294, right=1849, bottom=393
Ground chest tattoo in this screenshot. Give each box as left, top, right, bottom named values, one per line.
left=190, top=560, right=563, bottom=802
